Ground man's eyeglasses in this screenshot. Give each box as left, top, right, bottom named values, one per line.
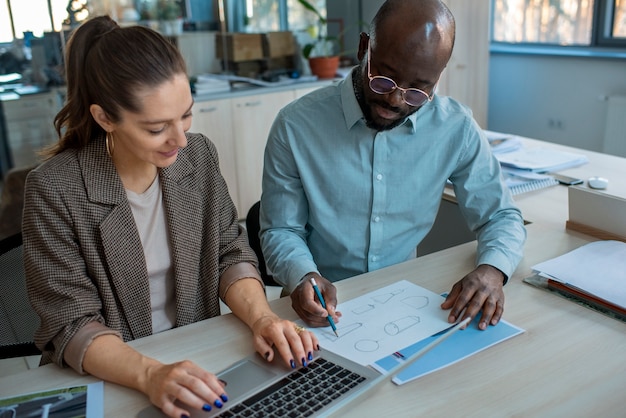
left=367, top=42, right=434, bottom=107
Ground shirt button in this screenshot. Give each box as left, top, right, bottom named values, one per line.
left=374, top=216, right=380, bottom=222
left=376, top=173, right=383, bottom=181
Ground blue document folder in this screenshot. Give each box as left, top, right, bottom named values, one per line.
left=372, top=314, right=524, bottom=385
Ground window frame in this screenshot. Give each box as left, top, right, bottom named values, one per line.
left=490, top=0, right=626, bottom=56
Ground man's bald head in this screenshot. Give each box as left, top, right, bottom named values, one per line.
left=370, top=0, right=455, bottom=64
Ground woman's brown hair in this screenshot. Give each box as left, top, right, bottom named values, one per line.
left=45, top=15, right=187, bottom=158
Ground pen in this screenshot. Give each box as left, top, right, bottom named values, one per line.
left=310, top=277, right=339, bottom=337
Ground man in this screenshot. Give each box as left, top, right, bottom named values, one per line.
left=260, top=0, right=526, bottom=331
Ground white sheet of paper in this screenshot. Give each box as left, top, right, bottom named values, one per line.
left=532, top=240, right=626, bottom=309
left=307, top=280, right=452, bottom=366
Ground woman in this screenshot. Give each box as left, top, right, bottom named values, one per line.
left=22, top=15, right=317, bottom=418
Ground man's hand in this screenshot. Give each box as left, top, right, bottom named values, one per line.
left=440, top=264, right=505, bottom=330
left=290, top=273, right=342, bottom=327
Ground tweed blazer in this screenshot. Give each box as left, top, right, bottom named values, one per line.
left=22, top=132, right=261, bottom=368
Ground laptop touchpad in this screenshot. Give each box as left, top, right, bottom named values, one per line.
left=218, top=359, right=278, bottom=400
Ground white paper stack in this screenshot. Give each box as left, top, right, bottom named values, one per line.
left=193, top=75, right=231, bottom=95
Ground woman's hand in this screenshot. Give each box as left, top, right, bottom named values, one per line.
left=251, top=314, right=320, bottom=369
left=143, top=360, right=228, bottom=418
left=224, top=277, right=320, bottom=369
left=81, top=334, right=228, bottom=418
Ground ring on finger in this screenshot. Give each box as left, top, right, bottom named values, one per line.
left=294, top=324, right=306, bottom=334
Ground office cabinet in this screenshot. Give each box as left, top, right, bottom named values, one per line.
left=189, top=99, right=240, bottom=211
left=294, top=86, right=321, bottom=98
left=2, top=91, right=58, bottom=169
left=231, top=90, right=295, bottom=215
left=439, top=0, right=490, bottom=128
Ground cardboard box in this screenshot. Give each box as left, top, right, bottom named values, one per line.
left=566, top=185, right=626, bottom=241
left=215, top=33, right=264, bottom=62
left=263, top=31, right=295, bottom=58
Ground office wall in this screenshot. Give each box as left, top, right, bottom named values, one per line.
left=488, top=54, right=626, bottom=153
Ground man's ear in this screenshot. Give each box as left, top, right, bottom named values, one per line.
left=357, top=32, right=369, bottom=62
left=90, top=104, right=115, bottom=132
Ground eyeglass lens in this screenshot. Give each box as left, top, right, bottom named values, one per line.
left=369, top=76, right=429, bottom=107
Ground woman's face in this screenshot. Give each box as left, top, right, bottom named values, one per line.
left=111, top=72, right=193, bottom=169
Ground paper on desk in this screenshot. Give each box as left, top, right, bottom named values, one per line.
left=483, top=130, right=523, bottom=154
left=306, top=280, right=451, bottom=366
left=532, top=240, right=626, bottom=309
left=495, top=146, right=588, bottom=172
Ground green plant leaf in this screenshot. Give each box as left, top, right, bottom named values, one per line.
left=297, top=0, right=327, bottom=24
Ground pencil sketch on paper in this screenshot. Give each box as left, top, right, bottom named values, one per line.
left=384, top=316, right=421, bottom=335
left=310, top=280, right=452, bottom=365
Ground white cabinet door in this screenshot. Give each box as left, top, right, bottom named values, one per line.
left=189, top=98, right=241, bottom=214
left=231, top=91, right=295, bottom=216
left=293, top=86, right=320, bottom=99
left=3, top=91, right=58, bottom=168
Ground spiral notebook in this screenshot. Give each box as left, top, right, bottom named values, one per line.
left=502, top=167, right=559, bottom=195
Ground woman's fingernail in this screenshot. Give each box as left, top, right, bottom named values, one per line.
left=219, top=378, right=228, bottom=387
left=220, top=393, right=228, bottom=403
left=202, top=404, right=212, bottom=412
left=264, top=351, right=270, bottom=360
left=290, top=359, right=296, bottom=368
left=214, top=399, right=223, bottom=408
left=302, top=357, right=307, bottom=367
left=317, top=344, right=321, bottom=351
left=308, top=351, right=313, bottom=361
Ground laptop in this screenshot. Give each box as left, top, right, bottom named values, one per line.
left=138, top=319, right=469, bottom=417
left=138, top=349, right=380, bottom=418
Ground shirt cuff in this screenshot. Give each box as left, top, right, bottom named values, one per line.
left=64, top=321, right=122, bottom=374
left=219, top=262, right=264, bottom=300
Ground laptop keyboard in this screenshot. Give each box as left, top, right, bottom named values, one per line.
left=213, top=357, right=367, bottom=417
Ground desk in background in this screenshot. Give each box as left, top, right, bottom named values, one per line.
left=1, top=137, right=625, bottom=417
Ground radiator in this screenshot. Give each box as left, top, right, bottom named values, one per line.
left=603, top=95, right=626, bottom=157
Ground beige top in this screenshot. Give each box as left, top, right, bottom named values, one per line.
left=126, top=176, right=176, bottom=334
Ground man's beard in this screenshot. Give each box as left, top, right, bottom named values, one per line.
left=352, top=68, right=414, bottom=132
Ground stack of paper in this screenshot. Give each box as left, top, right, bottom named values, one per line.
left=531, top=240, right=626, bottom=315
left=193, top=75, right=231, bottom=95
left=495, top=146, right=588, bottom=173
left=484, top=130, right=523, bottom=154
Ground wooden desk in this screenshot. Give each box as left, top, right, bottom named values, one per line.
left=1, top=138, right=625, bottom=417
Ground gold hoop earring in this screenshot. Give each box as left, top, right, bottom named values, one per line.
left=106, top=132, right=114, bottom=157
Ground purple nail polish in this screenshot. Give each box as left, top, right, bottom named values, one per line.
left=202, top=404, right=212, bottom=412
left=220, top=394, right=228, bottom=403
left=308, top=351, right=313, bottom=361
left=302, top=357, right=307, bottom=367
left=214, top=399, right=223, bottom=408
left=290, top=359, right=296, bottom=368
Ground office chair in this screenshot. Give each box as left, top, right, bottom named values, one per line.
left=0, top=165, right=35, bottom=240
left=0, top=232, right=41, bottom=359
left=245, top=201, right=281, bottom=288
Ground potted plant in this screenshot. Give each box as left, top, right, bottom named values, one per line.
left=296, top=0, right=340, bottom=79
left=157, top=0, right=183, bottom=35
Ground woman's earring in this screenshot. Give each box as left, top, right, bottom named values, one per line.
left=106, top=132, right=114, bottom=157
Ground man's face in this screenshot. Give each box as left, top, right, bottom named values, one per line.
left=356, top=34, right=448, bottom=131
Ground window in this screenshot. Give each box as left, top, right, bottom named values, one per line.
left=234, top=0, right=325, bottom=33
left=492, top=0, right=626, bottom=49
left=0, top=0, right=81, bottom=44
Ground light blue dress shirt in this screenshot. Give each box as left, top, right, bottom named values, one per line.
left=260, top=71, right=526, bottom=293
